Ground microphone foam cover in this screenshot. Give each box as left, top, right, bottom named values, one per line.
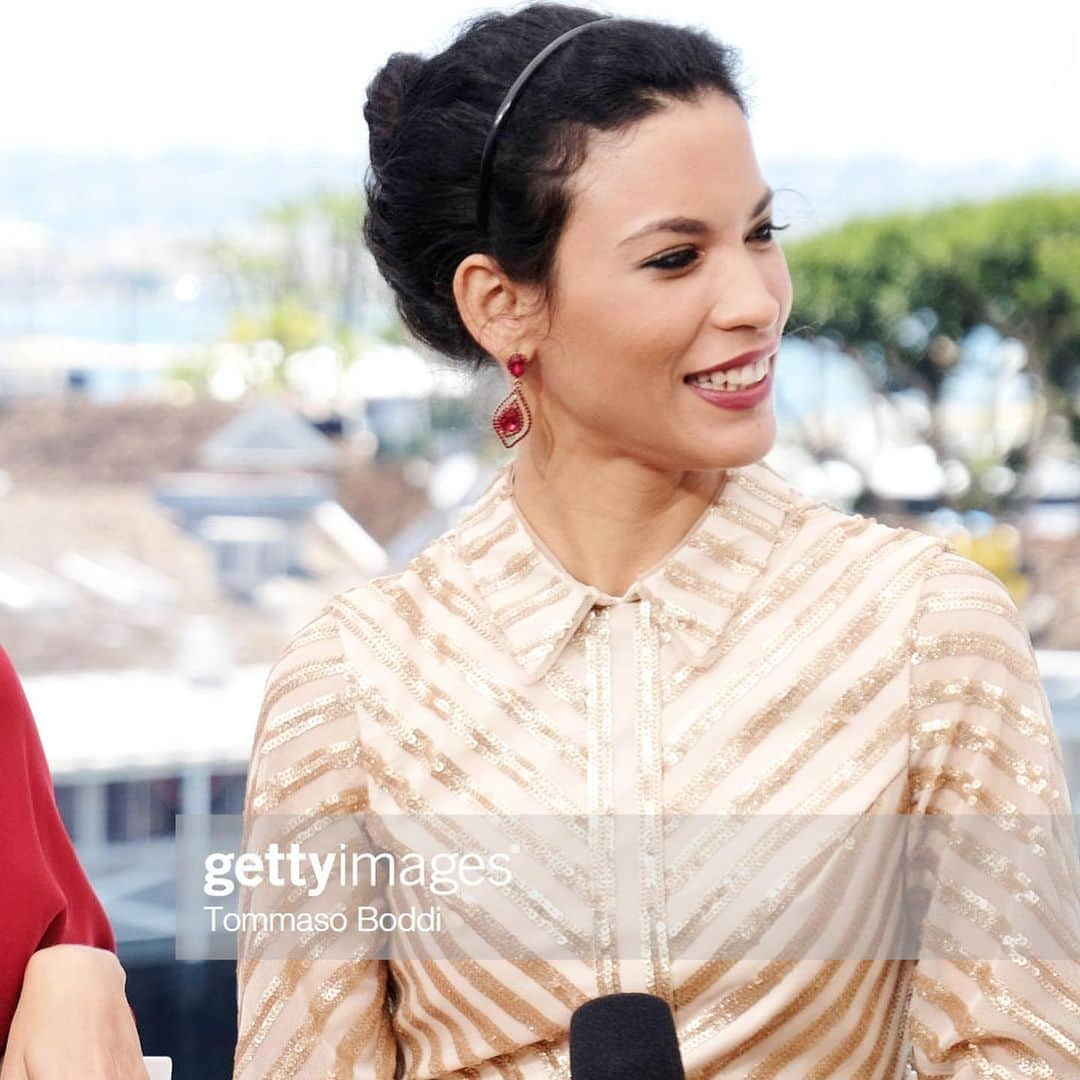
left=569, top=992, right=685, bottom=1079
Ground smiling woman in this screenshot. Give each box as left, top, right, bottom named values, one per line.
left=233, top=4, right=1080, bottom=1078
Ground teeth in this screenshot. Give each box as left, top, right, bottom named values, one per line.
left=687, top=354, right=771, bottom=389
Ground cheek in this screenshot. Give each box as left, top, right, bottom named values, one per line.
left=767, top=249, right=793, bottom=315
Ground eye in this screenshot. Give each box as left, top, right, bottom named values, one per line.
left=643, top=248, right=700, bottom=271
left=643, top=219, right=790, bottom=273
left=751, top=218, right=790, bottom=244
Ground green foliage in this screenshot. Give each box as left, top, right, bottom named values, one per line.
left=785, top=188, right=1080, bottom=401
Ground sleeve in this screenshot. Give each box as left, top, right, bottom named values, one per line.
left=233, top=605, right=398, bottom=1079
left=905, top=549, right=1080, bottom=1078
left=0, top=645, right=116, bottom=1050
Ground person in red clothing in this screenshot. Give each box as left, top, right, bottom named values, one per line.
left=0, top=645, right=148, bottom=1079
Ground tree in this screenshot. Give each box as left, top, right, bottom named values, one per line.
left=784, top=188, right=1080, bottom=466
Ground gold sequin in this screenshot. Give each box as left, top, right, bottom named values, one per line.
left=233, top=462, right=1080, bottom=1079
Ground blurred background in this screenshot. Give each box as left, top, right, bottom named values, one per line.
left=2, top=1, right=1078, bottom=1076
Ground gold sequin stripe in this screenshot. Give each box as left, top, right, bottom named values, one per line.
left=234, top=838, right=381, bottom=1071
left=474, top=547, right=547, bottom=597
left=449, top=495, right=504, bottom=547
left=426, top=914, right=575, bottom=1042
left=843, top=961, right=918, bottom=1080
left=675, top=708, right=909, bottom=1008
left=663, top=516, right=880, bottom=702
left=257, top=691, right=357, bottom=758
left=375, top=576, right=589, bottom=776
left=352, top=747, right=592, bottom=965
left=911, top=685, right=1070, bottom=819
left=363, top=811, right=588, bottom=1020
left=276, top=610, right=340, bottom=655
left=492, top=574, right=576, bottom=633
left=394, top=921, right=528, bottom=1065
left=663, top=559, right=743, bottom=608
left=584, top=606, right=620, bottom=996
left=904, top=790, right=1080, bottom=966
left=408, top=551, right=507, bottom=649
left=688, top=527, right=771, bottom=576
left=923, top=550, right=1009, bottom=586
left=677, top=778, right=906, bottom=1071
left=732, top=466, right=795, bottom=515
left=235, top=924, right=372, bottom=1077
left=707, top=489, right=783, bottom=542
left=237, top=787, right=370, bottom=988
left=672, top=770, right=907, bottom=967
left=669, top=537, right=938, bottom=820
left=919, top=921, right=1079, bottom=1063
left=834, top=839, right=922, bottom=1080
left=253, top=654, right=351, bottom=751
left=242, top=669, right=357, bottom=832
left=636, top=598, right=672, bottom=1002
left=458, top=512, right=520, bottom=564
left=918, top=587, right=1028, bottom=635
left=668, top=715, right=899, bottom=951
left=678, top=817, right=899, bottom=1074
left=331, top=596, right=585, bottom=824
left=907, top=763, right=1080, bottom=955
left=906, top=1001, right=1058, bottom=1079
left=930, top=874, right=1080, bottom=1014
left=911, top=676, right=1056, bottom=763
left=664, top=515, right=886, bottom=721
left=257, top=950, right=391, bottom=1080
left=389, top=937, right=459, bottom=1077
left=667, top=612, right=917, bottom=891
left=345, top=671, right=588, bottom=899
left=721, top=961, right=887, bottom=1079
left=912, top=630, right=1041, bottom=685
left=411, top=548, right=593, bottom=723
left=387, top=961, right=428, bottom=1080
left=534, top=1041, right=571, bottom=1079
left=324, top=962, right=397, bottom=1080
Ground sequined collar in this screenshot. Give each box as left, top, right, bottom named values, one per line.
left=453, top=458, right=804, bottom=683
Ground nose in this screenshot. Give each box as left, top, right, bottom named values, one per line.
left=706, top=246, right=782, bottom=333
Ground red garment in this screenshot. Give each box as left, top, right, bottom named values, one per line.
left=0, top=645, right=115, bottom=1050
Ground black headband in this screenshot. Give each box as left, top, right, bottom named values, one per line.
left=475, top=16, right=632, bottom=233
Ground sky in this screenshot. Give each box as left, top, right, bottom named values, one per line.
left=3, top=0, right=1078, bottom=168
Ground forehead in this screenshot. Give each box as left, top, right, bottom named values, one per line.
left=564, top=92, right=763, bottom=234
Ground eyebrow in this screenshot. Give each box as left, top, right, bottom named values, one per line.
left=617, top=186, right=774, bottom=247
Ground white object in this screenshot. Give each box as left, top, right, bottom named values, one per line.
left=145, top=1057, right=172, bottom=1080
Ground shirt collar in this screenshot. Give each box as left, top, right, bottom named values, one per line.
left=453, top=459, right=803, bottom=684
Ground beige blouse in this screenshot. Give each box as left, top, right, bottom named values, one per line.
left=234, top=457, right=1080, bottom=1079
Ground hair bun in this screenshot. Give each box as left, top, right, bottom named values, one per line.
left=364, top=52, right=425, bottom=170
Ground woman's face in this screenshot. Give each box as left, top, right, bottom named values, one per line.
left=530, top=90, right=792, bottom=472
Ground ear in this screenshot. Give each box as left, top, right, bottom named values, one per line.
left=452, top=253, right=545, bottom=362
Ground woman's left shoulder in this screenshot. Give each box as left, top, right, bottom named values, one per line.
left=751, top=461, right=947, bottom=574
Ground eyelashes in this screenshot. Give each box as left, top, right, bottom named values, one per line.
left=643, top=219, right=790, bottom=272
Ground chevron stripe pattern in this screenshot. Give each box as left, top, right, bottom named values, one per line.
left=234, top=460, right=1080, bottom=1079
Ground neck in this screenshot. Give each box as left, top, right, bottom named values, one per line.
left=507, top=449, right=726, bottom=599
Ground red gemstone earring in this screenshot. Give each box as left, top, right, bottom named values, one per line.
left=491, top=351, right=532, bottom=448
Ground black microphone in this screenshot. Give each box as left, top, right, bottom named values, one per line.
left=569, top=992, right=686, bottom=1079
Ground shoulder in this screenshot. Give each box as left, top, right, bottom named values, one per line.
left=749, top=460, right=948, bottom=577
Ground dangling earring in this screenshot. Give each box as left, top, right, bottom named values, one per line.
left=491, top=351, right=532, bottom=448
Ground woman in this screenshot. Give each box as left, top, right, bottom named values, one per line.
left=235, top=5, right=1080, bottom=1077
left=0, top=645, right=149, bottom=1078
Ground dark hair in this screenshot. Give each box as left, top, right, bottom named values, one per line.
left=361, top=3, right=748, bottom=375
